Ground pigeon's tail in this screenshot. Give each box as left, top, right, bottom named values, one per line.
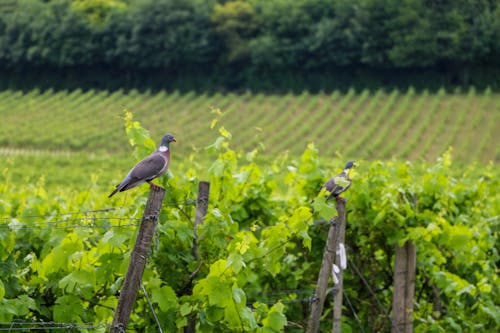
left=108, top=176, right=131, bottom=198
left=108, top=176, right=145, bottom=198
left=108, top=188, right=120, bottom=198
left=108, top=184, right=124, bottom=198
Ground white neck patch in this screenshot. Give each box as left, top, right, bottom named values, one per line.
left=159, top=146, right=168, bottom=152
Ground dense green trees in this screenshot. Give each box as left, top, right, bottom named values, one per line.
left=0, top=0, right=219, bottom=69
left=0, top=0, right=499, bottom=87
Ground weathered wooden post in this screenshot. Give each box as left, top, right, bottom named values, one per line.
left=307, top=198, right=347, bottom=333
left=192, top=181, right=210, bottom=260
left=332, top=198, right=347, bottom=333
left=110, top=185, right=166, bottom=333
left=392, top=242, right=416, bottom=333
left=185, top=181, right=210, bottom=333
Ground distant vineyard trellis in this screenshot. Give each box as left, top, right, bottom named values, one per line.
left=0, top=88, right=498, bottom=163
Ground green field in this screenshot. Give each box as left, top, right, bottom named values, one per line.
left=1, top=88, right=498, bottom=165
left=1, top=89, right=498, bottom=331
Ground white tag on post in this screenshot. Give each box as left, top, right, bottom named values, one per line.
left=338, top=243, right=347, bottom=270
left=332, top=264, right=340, bottom=284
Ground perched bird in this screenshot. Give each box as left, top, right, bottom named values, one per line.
left=322, top=161, right=355, bottom=199
left=108, top=134, right=176, bottom=198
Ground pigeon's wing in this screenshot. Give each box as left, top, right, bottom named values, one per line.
left=336, top=180, right=351, bottom=195
left=332, top=175, right=350, bottom=189
left=129, top=153, right=168, bottom=181
left=108, top=152, right=169, bottom=198
left=323, top=178, right=340, bottom=194
left=323, top=174, right=350, bottom=197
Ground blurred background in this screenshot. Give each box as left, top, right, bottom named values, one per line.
left=0, top=0, right=498, bottom=179
left=0, top=2, right=499, bottom=332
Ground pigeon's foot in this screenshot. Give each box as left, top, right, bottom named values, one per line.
left=148, top=182, right=165, bottom=191
left=336, top=196, right=347, bottom=204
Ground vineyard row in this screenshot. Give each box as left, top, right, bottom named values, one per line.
left=0, top=88, right=498, bottom=163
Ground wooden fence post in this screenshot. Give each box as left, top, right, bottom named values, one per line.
left=192, top=181, right=210, bottom=260
left=185, top=181, right=210, bottom=333
left=392, top=242, right=416, bottom=333
left=110, top=185, right=166, bottom=333
left=332, top=199, right=347, bottom=333
left=307, top=198, right=347, bottom=333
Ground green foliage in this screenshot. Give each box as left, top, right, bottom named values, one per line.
left=345, top=152, right=499, bottom=332
left=211, top=0, right=258, bottom=63
left=71, top=0, right=128, bottom=24
left=305, top=0, right=362, bottom=66
left=248, top=0, right=330, bottom=69
left=0, top=0, right=100, bottom=66
left=0, top=0, right=499, bottom=83
left=0, top=112, right=498, bottom=331
left=0, top=0, right=218, bottom=69
left=387, top=0, right=437, bottom=67
left=155, top=112, right=317, bottom=330
left=110, top=0, right=218, bottom=68
left=387, top=0, right=498, bottom=69
left=123, top=110, right=156, bottom=159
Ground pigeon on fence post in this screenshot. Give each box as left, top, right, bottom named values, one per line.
left=108, top=134, right=176, bottom=198
left=323, top=161, right=355, bottom=200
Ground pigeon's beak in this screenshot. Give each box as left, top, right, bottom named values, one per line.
left=172, top=138, right=177, bottom=143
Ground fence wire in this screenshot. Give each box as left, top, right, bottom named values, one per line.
left=0, top=205, right=398, bottom=331
left=0, top=199, right=198, bottom=232
left=0, top=216, right=141, bottom=231
left=0, top=208, right=123, bottom=220
left=0, top=321, right=106, bottom=331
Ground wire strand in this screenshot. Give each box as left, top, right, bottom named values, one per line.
left=343, top=290, right=366, bottom=333
left=0, top=321, right=105, bottom=331
left=348, top=257, right=401, bottom=333
left=1, top=216, right=141, bottom=225
left=141, top=282, right=164, bottom=333
left=0, top=198, right=198, bottom=222
left=0, top=207, right=123, bottom=220
left=1, top=224, right=139, bottom=231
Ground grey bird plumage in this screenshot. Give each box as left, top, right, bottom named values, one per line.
left=323, top=161, right=355, bottom=199
left=108, top=134, right=176, bottom=198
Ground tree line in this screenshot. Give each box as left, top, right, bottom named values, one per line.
left=0, top=0, right=499, bottom=89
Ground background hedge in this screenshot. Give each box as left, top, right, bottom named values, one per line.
left=1, top=0, right=499, bottom=91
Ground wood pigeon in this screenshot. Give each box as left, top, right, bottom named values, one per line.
left=108, top=134, right=176, bottom=198
left=323, top=161, right=355, bottom=199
